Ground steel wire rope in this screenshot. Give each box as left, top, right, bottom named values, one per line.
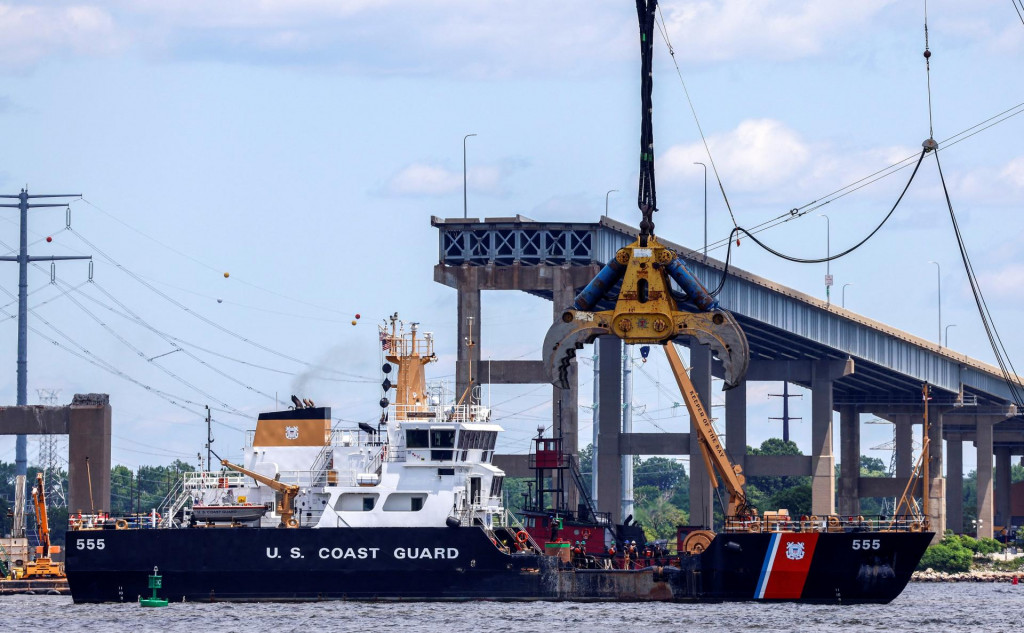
left=0, top=281, right=84, bottom=319
left=111, top=438, right=193, bottom=460
left=121, top=269, right=353, bottom=325
left=47, top=277, right=242, bottom=412
left=12, top=274, right=251, bottom=423
left=696, top=100, right=1024, bottom=257
left=704, top=148, right=927, bottom=297
left=66, top=228, right=370, bottom=382
left=74, top=197, right=355, bottom=317
left=1014, top=0, right=1024, bottom=26
left=932, top=148, right=1024, bottom=410
left=654, top=4, right=739, bottom=229
left=47, top=276, right=374, bottom=384
left=0, top=298, right=244, bottom=427
left=85, top=279, right=279, bottom=403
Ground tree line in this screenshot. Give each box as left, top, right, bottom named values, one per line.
left=1, top=460, right=195, bottom=546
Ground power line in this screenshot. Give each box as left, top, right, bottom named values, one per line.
left=75, top=197, right=356, bottom=317
left=46, top=277, right=374, bottom=384
left=69, top=228, right=371, bottom=382
left=0, top=290, right=249, bottom=428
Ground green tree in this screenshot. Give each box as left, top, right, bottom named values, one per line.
left=745, top=439, right=810, bottom=514
left=634, top=456, right=688, bottom=492
left=860, top=456, right=886, bottom=475
left=577, top=444, right=594, bottom=495
left=770, top=483, right=812, bottom=517
left=633, top=486, right=688, bottom=541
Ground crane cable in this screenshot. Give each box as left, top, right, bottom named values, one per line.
left=933, top=148, right=1024, bottom=410
left=637, top=0, right=658, bottom=245
left=654, top=4, right=739, bottom=230
left=706, top=147, right=927, bottom=297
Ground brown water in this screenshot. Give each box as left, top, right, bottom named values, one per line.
left=3, top=583, right=1020, bottom=632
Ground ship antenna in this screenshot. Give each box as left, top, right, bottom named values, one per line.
left=456, top=316, right=476, bottom=406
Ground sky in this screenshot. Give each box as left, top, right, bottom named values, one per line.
left=0, top=0, right=1021, bottom=483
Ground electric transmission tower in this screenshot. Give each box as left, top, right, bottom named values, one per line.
left=767, top=382, right=802, bottom=443
left=0, top=189, right=87, bottom=535
left=35, top=388, right=67, bottom=509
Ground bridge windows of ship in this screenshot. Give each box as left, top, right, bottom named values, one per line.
left=489, top=476, right=504, bottom=499
left=383, top=493, right=427, bottom=512
left=335, top=493, right=379, bottom=512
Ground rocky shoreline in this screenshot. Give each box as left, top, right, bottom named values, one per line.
left=913, top=569, right=1022, bottom=582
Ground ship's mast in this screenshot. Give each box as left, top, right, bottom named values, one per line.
left=382, top=314, right=436, bottom=419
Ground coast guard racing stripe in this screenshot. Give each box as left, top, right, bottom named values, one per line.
left=754, top=533, right=819, bottom=599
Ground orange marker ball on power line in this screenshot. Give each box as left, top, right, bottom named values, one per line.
left=355, top=314, right=361, bottom=319
left=351, top=320, right=357, bottom=326
left=223, top=272, right=230, bottom=278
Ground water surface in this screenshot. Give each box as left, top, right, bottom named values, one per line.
left=4, top=583, right=1020, bottom=632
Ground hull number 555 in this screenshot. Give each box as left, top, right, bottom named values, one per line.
left=77, top=538, right=105, bottom=550
left=852, top=539, right=880, bottom=550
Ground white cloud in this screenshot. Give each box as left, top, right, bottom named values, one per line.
left=661, top=118, right=812, bottom=190
left=388, top=164, right=459, bottom=197
left=941, top=155, right=1024, bottom=205
left=659, top=118, right=931, bottom=208
left=660, top=0, right=895, bottom=63
left=385, top=162, right=513, bottom=197
left=0, top=4, right=121, bottom=70
left=1000, top=157, right=1024, bottom=189
left=978, top=263, right=1024, bottom=300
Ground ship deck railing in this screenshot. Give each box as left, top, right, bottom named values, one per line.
left=181, top=471, right=248, bottom=490
left=721, top=513, right=930, bottom=534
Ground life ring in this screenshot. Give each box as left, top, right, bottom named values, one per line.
left=287, top=518, right=299, bottom=528
left=516, top=530, right=528, bottom=544
left=115, top=519, right=128, bottom=530
left=747, top=522, right=762, bottom=533
left=909, top=521, right=923, bottom=533
left=582, top=529, right=591, bottom=540
left=827, top=516, right=841, bottom=529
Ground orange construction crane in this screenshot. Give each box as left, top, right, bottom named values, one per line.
left=18, top=472, right=65, bottom=579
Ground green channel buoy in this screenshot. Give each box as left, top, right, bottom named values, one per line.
left=139, top=566, right=169, bottom=607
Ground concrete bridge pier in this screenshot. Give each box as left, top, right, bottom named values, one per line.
left=596, top=335, right=623, bottom=523
left=811, top=359, right=854, bottom=516
left=996, top=446, right=1012, bottom=531
left=724, top=381, right=747, bottom=479
left=689, top=344, right=714, bottom=528
left=977, top=417, right=995, bottom=538
left=838, top=405, right=860, bottom=516
left=946, top=433, right=964, bottom=534
left=927, top=409, right=947, bottom=537
left=893, top=416, right=914, bottom=479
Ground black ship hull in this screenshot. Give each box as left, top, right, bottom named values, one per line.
left=66, top=527, right=932, bottom=604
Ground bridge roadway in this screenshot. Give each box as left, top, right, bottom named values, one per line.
left=433, top=215, right=1022, bottom=540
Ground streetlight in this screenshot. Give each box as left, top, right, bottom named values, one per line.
left=820, top=214, right=831, bottom=305
left=945, top=323, right=956, bottom=348
left=694, top=162, right=707, bottom=260
left=929, top=260, right=941, bottom=346
left=604, top=189, right=618, bottom=217
left=463, top=133, right=477, bottom=219
left=842, top=283, right=853, bottom=309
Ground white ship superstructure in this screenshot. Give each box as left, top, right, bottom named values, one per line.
left=169, top=317, right=511, bottom=534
